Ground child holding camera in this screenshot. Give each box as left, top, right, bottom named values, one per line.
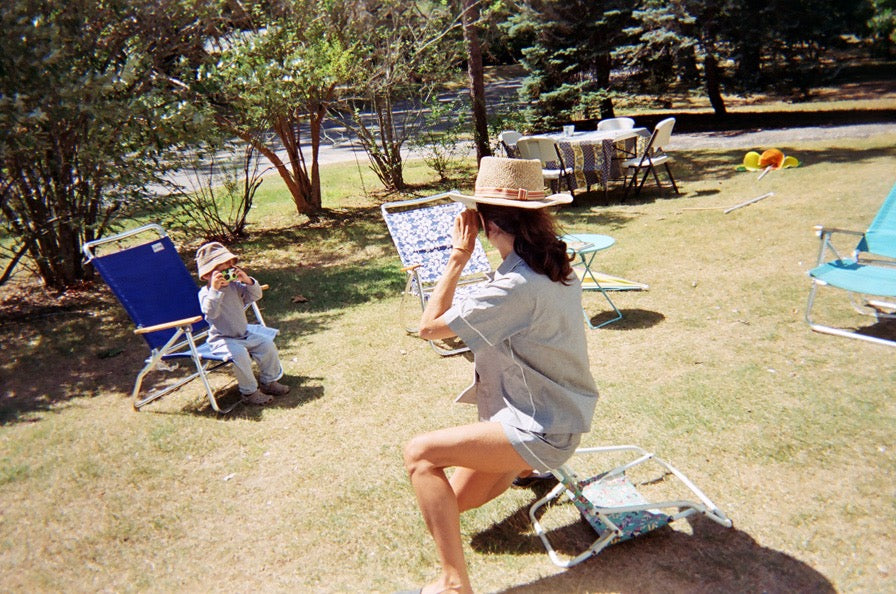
left=195, top=242, right=289, bottom=405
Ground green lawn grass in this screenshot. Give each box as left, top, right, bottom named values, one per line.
left=1, top=130, right=894, bottom=593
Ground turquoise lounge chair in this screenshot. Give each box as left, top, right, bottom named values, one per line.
left=806, top=182, right=896, bottom=347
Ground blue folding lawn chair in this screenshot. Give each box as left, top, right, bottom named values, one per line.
left=381, top=193, right=493, bottom=356
left=806, top=182, right=896, bottom=348
left=82, top=224, right=273, bottom=412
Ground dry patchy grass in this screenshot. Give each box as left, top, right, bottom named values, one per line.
left=1, top=127, right=895, bottom=593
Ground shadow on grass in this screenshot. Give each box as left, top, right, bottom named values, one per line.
left=473, top=504, right=835, bottom=593
left=0, top=283, right=331, bottom=425
left=559, top=142, right=896, bottom=210
left=574, top=107, right=896, bottom=135
left=183, top=373, right=326, bottom=421
left=587, top=308, right=665, bottom=331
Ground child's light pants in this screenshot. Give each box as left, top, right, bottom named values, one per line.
left=208, top=330, right=283, bottom=395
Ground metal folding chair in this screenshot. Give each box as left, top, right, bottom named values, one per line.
left=83, top=224, right=273, bottom=412
left=380, top=193, right=493, bottom=355
left=530, top=445, right=732, bottom=567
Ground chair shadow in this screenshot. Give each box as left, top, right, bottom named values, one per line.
left=473, top=495, right=836, bottom=594
left=855, top=318, right=896, bottom=343
left=188, top=374, right=325, bottom=420
left=586, top=308, right=665, bottom=330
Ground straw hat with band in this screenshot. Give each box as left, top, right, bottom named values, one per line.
left=196, top=242, right=238, bottom=279
left=449, top=156, right=573, bottom=210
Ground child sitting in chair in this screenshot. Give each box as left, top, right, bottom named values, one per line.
left=195, top=242, right=289, bottom=405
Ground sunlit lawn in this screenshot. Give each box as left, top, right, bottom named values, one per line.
left=1, top=129, right=894, bottom=593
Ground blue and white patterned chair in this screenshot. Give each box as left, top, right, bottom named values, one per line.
left=381, top=193, right=493, bottom=355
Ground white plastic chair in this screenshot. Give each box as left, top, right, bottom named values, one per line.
left=621, top=117, right=679, bottom=198
left=597, top=117, right=635, bottom=131
left=498, top=130, right=522, bottom=158
left=517, top=137, right=574, bottom=194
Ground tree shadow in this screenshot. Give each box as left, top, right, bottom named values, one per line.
left=473, top=502, right=835, bottom=594
left=576, top=108, right=896, bottom=136
left=0, top=285, right=328, bottom=425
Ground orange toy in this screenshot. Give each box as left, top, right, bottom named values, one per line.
left=758, top=148, right=784, bottom=169
left=738, top=149, right=801, bottom=172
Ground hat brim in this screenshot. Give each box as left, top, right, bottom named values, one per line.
left=448, top=191, right=573, bottom=210
left=198, top=253, right=238, bottom=279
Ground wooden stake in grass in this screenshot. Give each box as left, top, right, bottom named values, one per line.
left=724, top=192, right=774, bottom=214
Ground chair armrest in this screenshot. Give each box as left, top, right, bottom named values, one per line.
left=814, top=225, right=864, bottom=238
left=402, top=264, right=422, bottom=273
left=135, top=316, right=204, bottom=335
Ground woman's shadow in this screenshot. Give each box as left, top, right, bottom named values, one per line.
left=472, top=489, right=835, bottom=594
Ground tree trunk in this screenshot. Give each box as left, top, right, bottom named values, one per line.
left=462, top=0, right=491, bottom=163
left=703, top=51, right=727, bottom=116
left=307, top=102, right=326, bottom=211
left=595, top=52, right=614, bottom=119
left=224, top=117, right=318, bottom=215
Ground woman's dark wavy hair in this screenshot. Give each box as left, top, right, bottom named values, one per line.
left=477, top=203, right=574, bottom=284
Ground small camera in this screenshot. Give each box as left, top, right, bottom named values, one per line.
left=220, top=267, right=238, bottom=282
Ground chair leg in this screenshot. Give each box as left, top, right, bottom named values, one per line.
left=636, top=165, right=653, bottom=195
left=650, top=166, right=662, bottom=190
left=664, top=163, right=679, bottom=194
left=565, top=171, right=575, bottom=194
left=622, top=168, right=636, bottom=198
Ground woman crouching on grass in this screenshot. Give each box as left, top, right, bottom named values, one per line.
left=401, top=157, right=599, bottom=594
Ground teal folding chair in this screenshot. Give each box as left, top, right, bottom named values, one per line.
left=806, top=182, right=896, bottom=348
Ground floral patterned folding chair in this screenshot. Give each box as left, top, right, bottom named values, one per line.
left=529, top=444, right=732, bottom=567
left=380, top=193, right=493, bottom=356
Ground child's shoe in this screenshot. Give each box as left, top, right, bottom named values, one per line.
left=243, top=390, right=274, bottom=405
left=260, top=380, right=290, bottom=396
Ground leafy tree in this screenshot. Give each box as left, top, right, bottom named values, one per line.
left=0, top=0, right=206, bottom=290
left=333, top=0, right=459, bottom=192
left=460, top=0, right=491, bottom=162
left=617, top=0, right=873, bottom=115
left=616, top=1, right=729, bottom=114
left=171, top=141, right=264, bottom=242
left=867, top=0, right=896, bottom=54
left=190, top=0, right=359, bottom=215
left=411, top=96, right=469, bottom=182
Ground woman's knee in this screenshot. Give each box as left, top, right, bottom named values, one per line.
left=403, top=434, right=436, bottom=475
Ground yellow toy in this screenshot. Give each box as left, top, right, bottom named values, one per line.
left=739, top=149, right=800, bottom=172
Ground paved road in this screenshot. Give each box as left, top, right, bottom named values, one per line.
left=667, top=122, right=896, bottom=150
left=160, top=66, right=895, bottom=192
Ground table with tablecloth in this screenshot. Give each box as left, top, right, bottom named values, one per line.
left=529, top=128, right=650, bottom=195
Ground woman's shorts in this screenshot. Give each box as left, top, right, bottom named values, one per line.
left=503, top=424, right=581, bottom=473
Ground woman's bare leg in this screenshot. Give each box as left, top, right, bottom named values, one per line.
left=403, top=422, right=531, bottom=594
